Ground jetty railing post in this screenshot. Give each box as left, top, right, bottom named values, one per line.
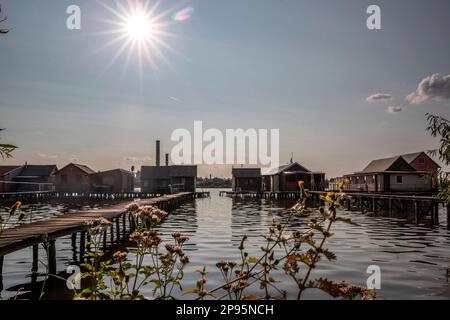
left=414, top=201, right=419, bottom=224
left=103, top=230, right=107, bottom=249
left=48, top=240, right=57, bottom=276
left=447, top=203, right=450, bottom=230
left=0, top=255, right=3, bottom=292
left=31, top=244, right=39, bottom=286
left=110, top=222, right=114, bottom=243
left=115, top=217, right=120, bottom=242
left=79, top=231, right=86, bottom=262
left=122, top=214, right=126, bottom=238
left=32, top=244, right=39, bottom=273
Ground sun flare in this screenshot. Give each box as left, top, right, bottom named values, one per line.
left=126, top=12, right=152, bottom=41
left=96, top=0, right=182, bottom=75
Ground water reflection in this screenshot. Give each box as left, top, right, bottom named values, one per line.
left=1, top=189, right=449, bottom=300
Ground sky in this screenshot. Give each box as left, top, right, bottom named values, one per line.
left=0, top=0, right=449, bottom=178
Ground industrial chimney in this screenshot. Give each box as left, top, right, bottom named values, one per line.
left=165, top=153, right=169, bottom=166
left=155, top=140, right=161, bottom=166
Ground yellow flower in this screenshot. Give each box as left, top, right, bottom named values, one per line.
left=297, top=181, right=305, bottom=189
left=320, top=192, right=336, bottom=205
left=9, top=201, right=22, bottom=216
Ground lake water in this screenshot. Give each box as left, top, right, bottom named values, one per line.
left=1, top=189, right=449, bottom=300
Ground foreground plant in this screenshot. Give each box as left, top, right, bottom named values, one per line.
left=76, top=206, right=189, bottom=300
left=426, top=113, right=450, bottom=203
left=0, top=201, right=23, bottom=236
left=0, top=128, right=17, bottom=159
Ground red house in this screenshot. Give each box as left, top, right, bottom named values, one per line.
left=91, top=169, right=134, bottom=193
left=55, top=163, right=96, bottom=193
left=401, top=152, right=440, bottom=173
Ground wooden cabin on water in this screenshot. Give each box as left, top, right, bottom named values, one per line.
left=91, top=169, right=134, bottom=193
left=10, top=165, right=57, bottom=192
left=55, top=163, right=96, bottom=193
left=232, top=168, right=262, bottom=192
left=340, top=152, right=439, bottom=193
left=140, top=140, right=197, bottom=194
left=231, top=162, right=325, bottom=192
left=262, top=162, right=325, bottom=192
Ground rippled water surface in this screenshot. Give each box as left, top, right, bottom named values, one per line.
left=1, top=189, right=449, bottom=300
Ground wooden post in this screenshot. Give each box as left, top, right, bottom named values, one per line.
left=116, top=217, right=120, bottom=242
left=110, top=223, right=114, bottom=243
left=414, top=201, right=419, bottom=224
left=447, top=203, right=450, bottom=230
left=47, top=240, right=57, bottom=275
left=103, top=230, right=107, bottom=249
left=433, top=203, right=439, bottom=225
left=79, top=231, right=86, bottom=262
left=388, top=199, right=392, bottom=216
left=372, top=198, right=376, bottom=213
left=0, top=255, right=3, bottom=292
left=122, top=214, right=126, bottom=237
left=32, top=244, right=39, bottom=273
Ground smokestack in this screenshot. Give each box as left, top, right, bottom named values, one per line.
left=155, top=140, right=161, bottom=166
left=165, top=153, right=169, bottom=166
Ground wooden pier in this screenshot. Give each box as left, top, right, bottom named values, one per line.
left=0, top=191, right=210, bottom=203
left=220, top=190, right=450, bottom=226
left=0, top=191, right=209, bottom=289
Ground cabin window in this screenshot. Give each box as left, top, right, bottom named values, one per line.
left=418, top=158, right=425, bottom=165
left=61, top=175, right=68, bottom=184
left=396, top=176, right=403, bottom=184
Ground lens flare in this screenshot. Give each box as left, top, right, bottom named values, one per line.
left=172, top=7, right=194, bottom=21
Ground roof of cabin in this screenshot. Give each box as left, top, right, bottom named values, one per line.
left=232, top=168, right=261, bottom=178
left=141, top=165, right=197, bottom=179
left=0, top=165, right=22, bottom=176
left=16, top=165, right=57, bottom=177
left=59, top=163, right=96, bottom=175
left=360, top=156, right=415, bottom=173
left=262, top=162, right=311, bottom=176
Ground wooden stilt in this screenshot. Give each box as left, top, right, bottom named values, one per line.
left=47, top=240, right=56, bottom=275
left=32, top=244, right=39, bottom=273
left=116, top=217, right=120, bottom=242
left=447, top=204, right=450, bottom=230
left=103, top=230, right=107, bottom=249
left=0, top=255, right=4, bottom=276
left=79, top=231, right=86, bottom=262
left=122, top=214, right=126, bottom=237
left=110, top=223, right=114, bottom=243
left=0, top=255, right=3, bottom=292
left=414, top=201, right=419, bottom=223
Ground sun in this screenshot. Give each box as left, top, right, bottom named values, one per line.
left=96, top=0, right=182, bottom=75
left=126, top=12, right=153, bottom=42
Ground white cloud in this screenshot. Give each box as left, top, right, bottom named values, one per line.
left=386, top=106, right=403, bottom=113
left=124, top=156, right=152, bottom=162
left=366, top=93, right=393, bottom=102
left=168, top=96, right=182, bottom=103
left=406, top=73, right=450, bottom=105
left=37, top=153, right=58, bottom=159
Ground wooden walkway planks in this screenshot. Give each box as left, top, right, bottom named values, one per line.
left=0, top=192, right=194, bottom=257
